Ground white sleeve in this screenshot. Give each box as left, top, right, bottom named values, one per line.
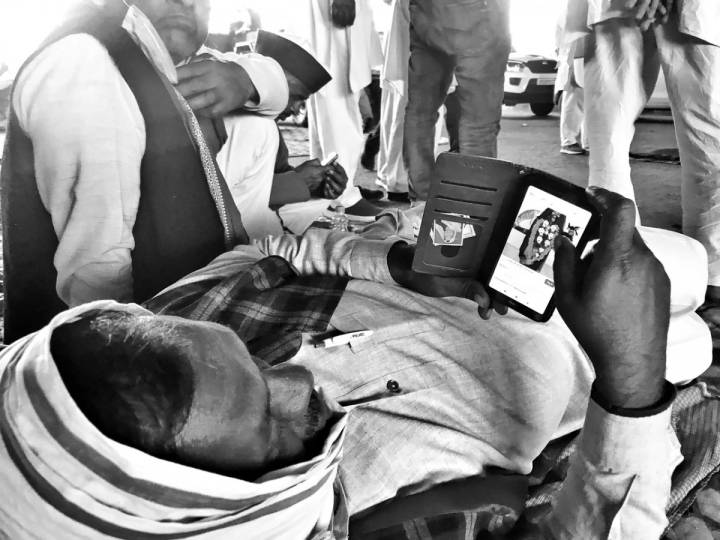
left=197, top=46, right=289, bottom=117
left=13, top=34, right=142, bottom=306
left=254, top=229, right=398, bottom=282
left=541, top=399, right=682, bottom=539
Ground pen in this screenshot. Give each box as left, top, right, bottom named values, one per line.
left=314, top=330, right=374, bottom=349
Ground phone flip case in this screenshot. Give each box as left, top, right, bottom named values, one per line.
left=412, top=153, right=573, bottom=283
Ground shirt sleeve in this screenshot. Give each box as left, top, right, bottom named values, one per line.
left=197, top=46, right=289, bottom=117
left=539, top=384, right=681, bottom=539
left=254, top=229, right=398, bottom=283
left=13, top=34, right=142, bottom=306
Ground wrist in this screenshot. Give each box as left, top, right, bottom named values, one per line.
left=592, top=380, right=675, bottom=417
left=592, top=374, right=665, bottom=410
left=387, top=242, right=414, bottom=287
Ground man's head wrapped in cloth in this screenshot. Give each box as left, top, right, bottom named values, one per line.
left=0, top=301, right=347, bottom=539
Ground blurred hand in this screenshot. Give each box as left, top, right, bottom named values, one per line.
left=322, top=162, right=348, bottom=199
left=176, top=56, right=258, bottom=118
left=553, top=187, right=669, bottom=409
left=294, top=159, right=327, bottom=195
left=388, top=243, right=507, bottom=320
left=625, top=0, right=662, bottom=21
left=331, top=0, right=356, bottom=27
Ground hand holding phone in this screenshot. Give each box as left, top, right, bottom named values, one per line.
left=486, top=179, right=599, bottom=321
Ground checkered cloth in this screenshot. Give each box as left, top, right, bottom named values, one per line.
left=144, top=255, right=349, bottom=365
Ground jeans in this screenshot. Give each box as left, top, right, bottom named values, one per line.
left=403, top=0, right=510, bottom=201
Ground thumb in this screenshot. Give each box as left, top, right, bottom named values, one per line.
left=463, top=281, right=493, bottom=319
left=553, top=235, right=579, bottom=313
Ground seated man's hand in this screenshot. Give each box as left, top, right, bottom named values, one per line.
left=176, top=56, right=259, bottom=118
left=295, top=159, right=327, bottom=196
left=553, top=187, right=670, bottom=409
left=322, top=162, right=348, bottom=199
left=388, top=243, right=507, bottom=320
left=331, top=0, right=356, bottom=28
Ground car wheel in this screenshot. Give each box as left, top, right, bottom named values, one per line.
left=530, top=102, right=555, bottom=116
left=291, top=101, right=308, bottom=127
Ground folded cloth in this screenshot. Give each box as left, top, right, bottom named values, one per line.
left=0, top=300, right=348, bottom=539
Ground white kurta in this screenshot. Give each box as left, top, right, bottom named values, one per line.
left=564, top=0, right=720, bottom=285
left=10, top=6, right=288, bottom=306
left=291, top=0, right=383, bottom=207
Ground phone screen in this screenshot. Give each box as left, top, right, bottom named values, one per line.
left=488, top=186, right=593, bottom=315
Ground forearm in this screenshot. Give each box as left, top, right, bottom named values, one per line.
left=269, top=172, right=311, bottom=207
left=537, top=382, right=680, bottom=540
left=199, top=47, right=289, bottom=116
left=255, top=229, right=398, bottom=281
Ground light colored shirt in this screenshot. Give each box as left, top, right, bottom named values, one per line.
left=0, top=229, right=682, bottom=539
left=11, top=6, right=289, bottom=308
left=167, top=229, right=682, bottom=537
left=564, top=0, right=720, bottom=47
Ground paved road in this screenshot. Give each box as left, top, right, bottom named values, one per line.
left=0, top=103, right=680, bottom=228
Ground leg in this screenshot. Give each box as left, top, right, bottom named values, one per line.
left=656, top=21, right=720, bottom=289
left=560, top=84, right=585, bottom=148
left=403, top=36, right=455, bottom=202
left=444, top=90, right=461, bottom=153
left=307, top=90, right=365, bottom=208
left=453, top=27, right=511, bottom=158
left=216, top=115, right=283, bottom=240
left=585, top=19, right=660, bottom=200
left=378, top=85, right=409, bottom=193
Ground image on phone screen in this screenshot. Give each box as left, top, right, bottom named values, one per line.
left=488, top=186, right=593, bottom=314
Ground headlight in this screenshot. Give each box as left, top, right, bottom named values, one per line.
left=506, top=62, right=525, bottom=73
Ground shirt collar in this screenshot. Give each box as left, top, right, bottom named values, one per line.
left=121, top=4, right=180, bottom=84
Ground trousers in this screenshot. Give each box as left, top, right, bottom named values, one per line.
left=585, top=15, right=720, bottom=285
left=403, top=2, right=510, bottom=201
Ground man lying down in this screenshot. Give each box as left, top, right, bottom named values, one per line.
left=0, top=189, right=710, bottom=539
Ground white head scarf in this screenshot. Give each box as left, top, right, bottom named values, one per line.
left=0, top=301, right=348, bottom=539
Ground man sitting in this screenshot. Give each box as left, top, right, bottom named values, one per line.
left=0, top=189, right=706, bottom=538
left=217, top=30, right=352, bottom=239
left=1, top=0, right=288, bottom=342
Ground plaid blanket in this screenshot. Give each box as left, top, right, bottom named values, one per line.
left=144, top=255, right=348, bottom=365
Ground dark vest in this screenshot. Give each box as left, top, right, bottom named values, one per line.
left=1, top=5, right=247, bottom=343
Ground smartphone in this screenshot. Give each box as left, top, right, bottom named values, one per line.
left=486, top=178, right=599, bottom=322
left=321, top=152, right=339, bottom=167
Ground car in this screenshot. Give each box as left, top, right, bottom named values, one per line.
left=503, top=53, right=557, bottom=116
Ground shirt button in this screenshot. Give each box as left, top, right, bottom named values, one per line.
left=386, top=379, right=401, bottom=393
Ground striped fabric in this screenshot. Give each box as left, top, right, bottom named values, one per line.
left=0, top=300, right=348, bottom=540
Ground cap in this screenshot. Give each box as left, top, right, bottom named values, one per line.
left=254, top=30, right=331, bottom=95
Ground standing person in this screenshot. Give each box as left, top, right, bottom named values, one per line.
left=0, top=0, right=288, bottom=342
left=377, top=0, right=456, bottom=202
left=564, top=0, right=720, bottom=324
left=556, top=2, right=588, bottom=156
left=291, top=0, right=384, bottom=217
left=377, top=0, right=411, bottom=200
left=403, top=0, right=512, bottom=202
